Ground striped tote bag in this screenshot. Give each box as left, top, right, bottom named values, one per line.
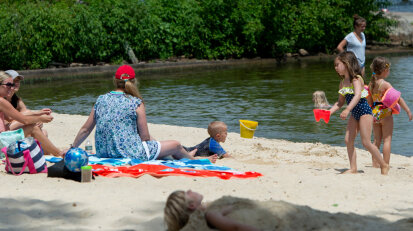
left=1, top=137, right=48, bottom=175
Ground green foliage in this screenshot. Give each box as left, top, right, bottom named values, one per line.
left=0, top=0, right=394, bottom=69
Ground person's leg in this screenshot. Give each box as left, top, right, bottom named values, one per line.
left=343, top=116, right=358, bottom=173
left=23, top=124, right=62, bottom=156
left=42, top=128, right=48, bottom=137
left=157, top=140, right=217, bottom=163
left=157, top=140, right=196, bottom=160
left=380, top=116, right=394, bottom=165
left=359, top=115, right=389, bottom=175
left=9, top=120, right=24, bottom=131
left=10, top=121, right=48, bottom=137
left=372, top=123, right=382, bottom=168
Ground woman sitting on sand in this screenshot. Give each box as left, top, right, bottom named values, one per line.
left=70, top=65, right=217, bottom=163
left=164, top=190, right=413, bottom=231
left=0, top=71, right=63, bottom=156
left=5, top=70, right=49, bottom=137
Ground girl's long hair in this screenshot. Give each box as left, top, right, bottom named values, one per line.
left=336, top=51, right=363, bottom=82
left=369, top=57, right=390, bottom=91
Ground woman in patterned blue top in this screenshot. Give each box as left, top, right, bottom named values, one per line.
left=71, top=65, right=216, bottom=162
left=329, top=52, right=389, bottom=175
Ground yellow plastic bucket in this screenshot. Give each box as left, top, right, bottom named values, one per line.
left=239, top=120, right=258, bottom=138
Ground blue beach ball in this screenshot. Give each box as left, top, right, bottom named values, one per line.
left=64, top=147, right=89, bottom=172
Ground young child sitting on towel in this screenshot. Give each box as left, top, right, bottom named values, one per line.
left=184, top=121, right=230, bottom=159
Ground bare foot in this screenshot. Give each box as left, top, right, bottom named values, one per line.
left=208, top=154, right=218, bottom=164
left=341, top=169, right=357, bottom=174
left=381, top=164, right=390, bottom=175
left=188, top=148, right=197, bottom=157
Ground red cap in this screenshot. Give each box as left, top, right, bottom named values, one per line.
left=115, top=65, right=135, bottom=80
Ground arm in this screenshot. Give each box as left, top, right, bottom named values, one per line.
left=72, top=107, right=96, bottom=148
left=0, top=98, right=52, bottom=125
left=21, top=108, right=52, bottom=116
left=205, top=208, right=260, bottom=231
left=329, top=95, right=345, bottom=115
left=398, top=97, right=412, bottom=121
left=16, top=99, right=28, bottom=112
left=337, top=39, right=347, bottom=53
left=136, top=103, right=151, bottom=141
left=8, top=98, right=51, bottom=119
left=329, top=82, right=345, bottom=115
left=366, top=84, right=373, bottom=107
left=222, top=153, right=232, bottom=158
left=340, top=78, right=362, bottom=120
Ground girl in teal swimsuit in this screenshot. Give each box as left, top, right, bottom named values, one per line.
left=329, top=52, right=389, bottom=175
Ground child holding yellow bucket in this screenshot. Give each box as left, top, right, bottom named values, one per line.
left=184, top=121, right=230, bottom=158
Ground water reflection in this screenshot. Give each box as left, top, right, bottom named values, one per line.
left=18, top=55, right=413, bottom=156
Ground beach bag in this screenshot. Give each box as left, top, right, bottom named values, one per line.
left=1, top=137, right=48, bottom=175
left=0, top=128, right=25, bottom=149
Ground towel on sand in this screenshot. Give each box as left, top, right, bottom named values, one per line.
left=45, top=156, right=262, bottom=179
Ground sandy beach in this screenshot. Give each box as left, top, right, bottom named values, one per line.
left=1, top=113, right=413, bottom=230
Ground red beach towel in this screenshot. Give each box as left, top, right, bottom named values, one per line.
left=91, top=164, right=262, bottom=180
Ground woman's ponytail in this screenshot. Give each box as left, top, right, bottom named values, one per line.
left=113, top=78, right=143, bottom=101
left=124, top=79, right=143, bottom=100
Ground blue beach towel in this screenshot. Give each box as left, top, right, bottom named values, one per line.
left=45, top=156, right=233, bottom=171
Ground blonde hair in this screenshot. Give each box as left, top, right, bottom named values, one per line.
left=313, top=91, right=329, bottom=108
left=336, top=51, right=363, bottom=82
left=164, top=191, right=192, bottom=231
left=0, top=71, right=11, bottom=83
left=369, top=56, right=390, bottom=91
left=207, top=121, right=227, bottom=138
left=113, top=77, right=143, bottom=100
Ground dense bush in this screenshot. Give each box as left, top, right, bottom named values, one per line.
left=0, top=0, right=393, bottom=70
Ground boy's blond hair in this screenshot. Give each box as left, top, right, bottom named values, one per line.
left=207, top=121, right=227, bottom=138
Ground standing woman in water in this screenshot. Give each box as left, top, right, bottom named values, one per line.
left=337, top=15, right=367, bottom=76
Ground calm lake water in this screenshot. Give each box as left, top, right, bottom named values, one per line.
left=18, top=55, right=413, bottom=157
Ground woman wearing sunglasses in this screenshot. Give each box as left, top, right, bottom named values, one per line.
left=0, top=71, right=63, bottom=156
left=4, top=70, right=50, bottom=137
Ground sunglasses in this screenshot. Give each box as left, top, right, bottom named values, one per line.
left=1, top=82, right=15, bottom=88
